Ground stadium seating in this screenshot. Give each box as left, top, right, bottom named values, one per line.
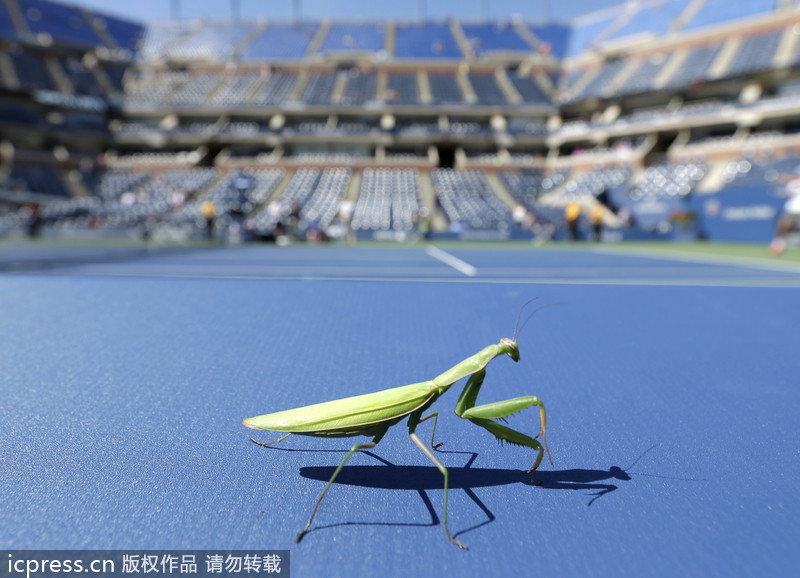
left=319, top=23, right=385, bottom=54
left=4, top=0, right=800, bottom=243
left=341, top=71, right=377, bottom=105
left=664, top=43, right=722, bottom=90
left=8, top=48, right=55, bottom=91
left=432, top=169, right=512, bottom=230
left=427, top=73, right=463, bottom=104
left=99, top=168, right=216, bottom=227
left=0, top=2, right=16, bottom=38
left=251, top=168, right=350, bottom=233
left=241, top=24, right=317, bottom=60
left=394, top=23, right=462, bottom=59
left=252, top=72, right=297, bottom=105
left=386, top=73, right=419, bottom=104
left=617, top=54, right=667, bottom=96
left=508, top=76, right=551, bottom=105
left=6, top=164, right=70, bottom=197
left=461, top=23, right=531, bottom=55
left=175, top=168, right=284, bottom=225
left=469, top=74, right=507, bottom=105
left=300, top=73, right=336, bottom=105
left=57, top=55, right=104, bottom=97
left=18, top=0, right=103, bottom=47
left=352, top=168, right=422, bottom=232
left=726, top=31, right=782, bottom=78
left=500, top=168, right=568, bottom=212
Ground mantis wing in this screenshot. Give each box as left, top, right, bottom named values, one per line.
left=243, top=381, right=436, bottom=433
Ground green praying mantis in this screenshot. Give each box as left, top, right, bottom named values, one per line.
left=244, top=300, right=556, bottom=550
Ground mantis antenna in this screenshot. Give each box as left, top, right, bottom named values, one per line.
left=513, top=300, right=565, bottom=341
left=512, top=298, right=539, bottom=340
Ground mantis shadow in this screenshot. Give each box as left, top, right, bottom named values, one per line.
left=255, top=442, right=682, bottom=540
left=290, top=448, right=634, bottom=539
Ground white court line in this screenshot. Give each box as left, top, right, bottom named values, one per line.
left=425, top=246, right=477, bottom=277
left=54, top=270, right=800, bottom=287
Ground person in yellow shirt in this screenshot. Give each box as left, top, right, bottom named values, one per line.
left=565, top=202, right=580, bottom=241
left=590, top=203, right=605, bottom=242
left=201, top=200, right=216, bottom=240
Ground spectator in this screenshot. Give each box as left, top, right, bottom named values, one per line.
left=769, top=177, right=800, bottom=255
left=201, top=200, right=216, bottom=240
left=565, top=202, right=580, bottom=241
left=590, top=204, right=605, bottom=242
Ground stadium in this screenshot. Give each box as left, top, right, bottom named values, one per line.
left=1, top=0, right=800, bottom=246
left=2, top=2, right=800, bottom=577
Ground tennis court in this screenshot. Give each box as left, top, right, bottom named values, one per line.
left=1, top=242, right=798, bottom=576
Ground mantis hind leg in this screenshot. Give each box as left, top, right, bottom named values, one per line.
left=250, top=433, right=292, bottom=447
left=409, top=432, right=467, bottom=550
left=296, top=439, right=379, bottom=543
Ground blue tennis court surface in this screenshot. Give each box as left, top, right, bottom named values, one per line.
left=28, top=243, right=800, bottom=285
left=1, top=244, right=798, bottom=577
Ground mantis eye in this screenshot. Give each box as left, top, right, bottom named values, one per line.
left=501, top=338, right=520, bottom=362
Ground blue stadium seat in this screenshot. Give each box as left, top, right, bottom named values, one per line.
left=319, top=23, right=385, bottom=53
left=241, top=24, right=317, bottom=60
left=461, top=23, right=530, bottom=56
left=300, top=73, right=336, bottom=105
left=469, top=73, right=507, bottom=105
left=96, top=12, right=145, bottom=52
left=726, top=30, right=782, bottom=77
left=8, top=164, right=70, bottom=197
left=18, top=0, right=103, bottom=47
left=394, top=23, right=462, bottom=58
left=428, top=73, right=463, bottom=104
left=664, top=43, right=722, bottom=89
left=341, top=71, right=377, bottom=105
left=58, top=55, right=105, bottom=97
left=569, top=59, right=626, bottom=101
left=353, top=169, right=422, bottom=231
left=509, top=76, right=551, bottom=105
left=527, top=24, right=570, bottom=59
left=173, top=169, right=284, bottom=227
left=0, top=0, right=17, bottom=39
left=616, top=54, right=668, bottom=96
left=252, top=168, right=350, bottom=232
left=251, top=72, right=297, bottom=106
left=8, top=47, right=55, bottom=91
left=210, top=73, right=262, bottom=106
left=432, top=169, right=512, bottom=230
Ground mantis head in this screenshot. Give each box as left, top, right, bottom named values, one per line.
left=500, top=337, right=520, bottom=362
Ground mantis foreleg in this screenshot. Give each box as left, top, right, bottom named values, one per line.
left=454, top=369, right=553, bottom=483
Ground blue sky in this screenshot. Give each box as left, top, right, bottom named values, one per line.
left=70, top=0, right=620, bottom=24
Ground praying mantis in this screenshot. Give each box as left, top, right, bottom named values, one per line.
left=244, top=300, right=555, bottom=550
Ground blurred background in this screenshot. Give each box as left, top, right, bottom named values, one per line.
left=1, top=0, right=800, bottom=248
